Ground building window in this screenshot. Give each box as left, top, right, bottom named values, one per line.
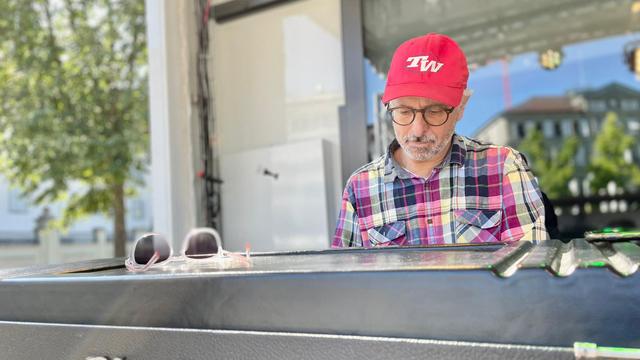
left=543, top=121, right=555, bottom=138
left=8, top=189, right=29, bottom=213
left=608, top=99, right=617, bottom=108
left=525, top=121, right=536, bottom=133
left=621, top=99, right=639, bottom=111
left=513, top=123, right=523, bottom=139
left=589, top=100, right=606, bottom=112
left=576, top=145, right=587, bottom=166
left=580, top=119, right=591, bottom=137
left=554, top=122, right=562, bottom=137
left=561, top=119, right=574, bottom=137
left=625, top=149, right=633, bottom=164
left=627, top=118, right=640, bottom=133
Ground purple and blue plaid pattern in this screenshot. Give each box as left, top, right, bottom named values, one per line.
left=333, top=135, right=548, bottom=247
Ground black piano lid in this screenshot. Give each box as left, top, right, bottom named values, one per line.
left=1, top=239, right=639, bottom=279
left=0, top=239, right=639, bottom=348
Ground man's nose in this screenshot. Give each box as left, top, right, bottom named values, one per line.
left=411, top=111, right=430, bottom=131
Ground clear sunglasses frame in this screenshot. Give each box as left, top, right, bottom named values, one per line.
left=125, top=227, right=251, bottom=272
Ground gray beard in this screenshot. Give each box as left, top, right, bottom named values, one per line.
left=399, top=131, right=454, bottom=162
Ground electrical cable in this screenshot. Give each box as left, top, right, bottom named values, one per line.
left=196, top=0, right=222, bottom=229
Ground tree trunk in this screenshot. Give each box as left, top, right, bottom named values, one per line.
left=113, top=182, right=127, bottom=257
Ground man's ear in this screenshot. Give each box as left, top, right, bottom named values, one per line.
left=454, top=88, right=473, bottom=120
left=459, top=88, right=473, bottom=108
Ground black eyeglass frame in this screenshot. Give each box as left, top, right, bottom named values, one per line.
left=386, top=105, right=455, bottom=127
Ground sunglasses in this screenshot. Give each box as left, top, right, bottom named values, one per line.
left=125, top=227, right=251, bottom=272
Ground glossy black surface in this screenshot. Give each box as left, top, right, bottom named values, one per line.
left=0, top=239, right=638, bottom=347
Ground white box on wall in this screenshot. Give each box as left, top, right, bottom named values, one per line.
left=220, top=139, right=331, bottom=252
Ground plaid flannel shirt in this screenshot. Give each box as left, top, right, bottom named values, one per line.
left=332, top=134, right=548, bottom=247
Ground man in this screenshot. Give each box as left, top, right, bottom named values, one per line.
left=333, top=33, right=548, bottom=247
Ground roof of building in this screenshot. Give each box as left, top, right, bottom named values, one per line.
left=503, top=96, right=584, bottom=115
left=501, top=82, right=640, bottom=116
left=580, top=82, right=640, bottom=98
left=472, top=82, right=640, bottom=137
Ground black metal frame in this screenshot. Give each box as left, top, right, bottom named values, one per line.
left=211, top=0, right=299, bottom=23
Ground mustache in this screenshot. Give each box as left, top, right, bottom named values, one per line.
left=402, top=134, right=437, bottom=143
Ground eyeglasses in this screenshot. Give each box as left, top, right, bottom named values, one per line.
left=386, top=104, right=454, bottom=126
left=125, top=227, right=251, bottom=272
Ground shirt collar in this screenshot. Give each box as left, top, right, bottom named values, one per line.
left=383, top=134, right=466, bottom=183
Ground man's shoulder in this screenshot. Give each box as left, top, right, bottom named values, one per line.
left=459, top=135, right=530, bottom=169
left=459, top=135, right=507, bottom=152
left=345, top=154, right=387, bottom=186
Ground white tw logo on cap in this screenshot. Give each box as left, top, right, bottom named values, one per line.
left=406, top=56, right=444, bottom=72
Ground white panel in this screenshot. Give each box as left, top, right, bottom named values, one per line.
left=220, top=140, right=329, bottom=252
left=283, top=15, right=343, bottom=102
left=271, top=140, right=329, bottom=251
left=212, top=0, right=345, bottom=243
left=220, top=149, right=273, bottom=252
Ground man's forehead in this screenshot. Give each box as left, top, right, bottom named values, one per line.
left=389, top=96, right=446, bottom=107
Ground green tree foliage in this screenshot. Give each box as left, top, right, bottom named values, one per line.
left=0, top=0, right=148, bottom=256
left=590, top=112, right=640, bottom=194
left=518, top=129, right=579, bottom=199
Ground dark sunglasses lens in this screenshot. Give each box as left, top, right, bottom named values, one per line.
left=185, top=232, right=219, bottom=259
left=134, top=234, right=171, bottom=264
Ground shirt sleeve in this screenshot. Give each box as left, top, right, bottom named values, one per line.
left=332, top=180, right=363, bottom=248
left=500, top=149, right=549, bottom=243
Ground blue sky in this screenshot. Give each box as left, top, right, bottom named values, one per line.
left=365, top=33, right=640, bottom=137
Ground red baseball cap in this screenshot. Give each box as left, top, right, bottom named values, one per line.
left=382, top=33, right=469, bottom=107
